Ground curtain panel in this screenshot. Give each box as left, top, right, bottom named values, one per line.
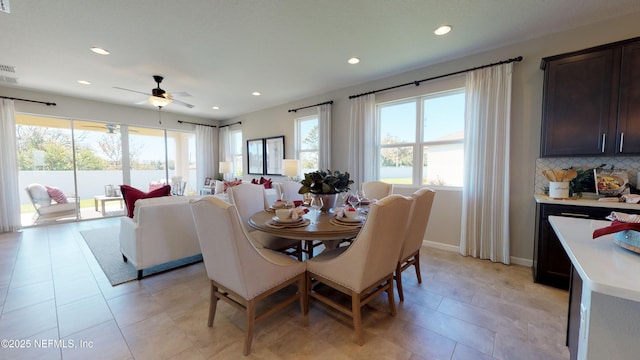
left=196, top=125, right=217, bottom=190
left=348, top=94, right=376, bottom=191
left=317, top=103, right=331, bottom=170
left=460, top=63, right=512, bottom=264
left=0, top=99, right=22, bottom=232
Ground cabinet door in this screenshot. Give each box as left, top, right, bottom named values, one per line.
left=616, top=41, right=640, bottom=154
left=541, top=49, right=619, bottom=156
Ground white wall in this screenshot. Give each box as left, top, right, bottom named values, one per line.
left=223, top=11, right=640, bottom=263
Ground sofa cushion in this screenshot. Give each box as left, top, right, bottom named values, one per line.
left=45, top=185, right=68, bottom=204
left=27, top=184, right=52, bottom=207
left=120, top=184, right=171, bottom=218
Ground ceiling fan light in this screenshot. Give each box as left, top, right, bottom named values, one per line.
left=148, top=95, right=172, bottom=108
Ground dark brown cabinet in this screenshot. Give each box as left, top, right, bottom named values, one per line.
left=533, top=203, right=638, bottom=289
left=541, top=37, right=640, bottom=157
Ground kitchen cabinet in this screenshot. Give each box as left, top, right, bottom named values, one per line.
left=540, top=37, right=640, bottom=157
left=533, top=201, right=640, bottom=289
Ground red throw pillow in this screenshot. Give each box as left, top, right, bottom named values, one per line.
left=223, top=178, right=243, bottom=193
left=259, top=177, right=273, bottom=189
left=120, top=184, right=171, bottom=218
left=45, top=185, right=68, bottom=204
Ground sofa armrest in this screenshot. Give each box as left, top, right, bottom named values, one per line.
left=119, top=216, right=140, bottom=267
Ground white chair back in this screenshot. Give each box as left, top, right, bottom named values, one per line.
left=361, top=181, right=393, bottom=201
left=400, top=188, right=436, bottom=260
left=227, top=183, right=270, bottom=229
left=275, top=180, right=304, bottom=202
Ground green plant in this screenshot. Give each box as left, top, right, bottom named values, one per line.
left=569, top=164, right=606, bottom=195
left=298, top=170, right=354, bottom=194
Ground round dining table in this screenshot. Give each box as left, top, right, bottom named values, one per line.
left=248, top=210, right=362, bottom=241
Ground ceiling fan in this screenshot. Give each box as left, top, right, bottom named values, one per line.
left=84, top=123, right=120, bottom=134
left=114, top=75, right=194, bottom=109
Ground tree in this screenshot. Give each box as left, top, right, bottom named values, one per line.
left=380, top=133, right=412, bottom=166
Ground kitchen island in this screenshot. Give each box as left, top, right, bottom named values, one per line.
left=549, top=215, right=640, bottom=360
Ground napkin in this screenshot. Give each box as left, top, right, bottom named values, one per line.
left=593, top=211, right=640, bottom=238
left=290, top=207, right=309, bottom=220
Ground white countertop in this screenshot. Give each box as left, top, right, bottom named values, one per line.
left=535, top=194, right=640, bottom=210
left=548, top=216, right=640, bottom=302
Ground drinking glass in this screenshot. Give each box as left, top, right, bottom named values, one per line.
left=347, top=191, right=360, bottom=209
left=310, top=195, right=323, bottom=223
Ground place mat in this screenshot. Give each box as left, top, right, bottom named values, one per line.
left=330, top=218, right=363, bottom=228
left=265, top=218, right=310, bottom=229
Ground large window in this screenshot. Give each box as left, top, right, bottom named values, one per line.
left=295, top=115, right=319, bottom=174
left=229, top=128, right=243, bottom=178
left=378, top=88, right=465, bottom=186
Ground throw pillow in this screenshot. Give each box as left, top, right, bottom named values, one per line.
left=120, top=184, right=171, bottom=218
left=223, top=178, right=243, bottom=193
left=45, top=185, right=68, bottom=204
left=251, top=177, right=273, bottom=189
left=148, top=181, right=166, bottom=192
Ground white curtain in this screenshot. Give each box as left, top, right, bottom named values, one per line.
left=196, top=125, right=217, bottom=189
left=348, top=94, right=376, bottom=191
left=317, top=103, right=331, bottom=170
left=0, top=99, right=22, bottom=232
left=460, top=63, right=512, bottom=264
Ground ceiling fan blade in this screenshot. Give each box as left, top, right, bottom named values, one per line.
left=172, top=98, right=195, bottom=108
left=113, top=86, right=151, bottom=96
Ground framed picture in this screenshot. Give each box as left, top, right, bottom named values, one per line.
left=204, top=177, right=212, bottom=186
left=247, top=138, right=265, bottom=175
left=265, top=136, right=285, bottom=175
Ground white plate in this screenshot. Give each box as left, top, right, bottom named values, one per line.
left=335, top=215, right=364, bottom=223
left=271, top=216, right=304, bottom=224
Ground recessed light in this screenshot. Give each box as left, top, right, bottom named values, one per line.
left=347, top=57, right=360, bottom=65
left=77, top=80, right=91, bottom=85
left=252, top=91, right=261, bottom=96
left=90, top=47, right=110, bottom=55
left=212, top=106, right=220, bottom=110
left=434, top=25, right=452, bottom=36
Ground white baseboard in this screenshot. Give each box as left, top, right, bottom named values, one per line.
left=422, top=240, right=533, bottom=267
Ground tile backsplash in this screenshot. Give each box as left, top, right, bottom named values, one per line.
left=534, top=156, right=640, bottom=194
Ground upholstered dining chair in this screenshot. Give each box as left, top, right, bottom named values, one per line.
left=275, top=180, right=305, bottom=202
left=361, top=180, right=393, bottom=201
left=395, top=187, right=436, bottom=301
left=189, top=196, right=307, bottom=356
left=306, top=195, right=414, bottom=345
left=228, top=183, right=302, bottom=260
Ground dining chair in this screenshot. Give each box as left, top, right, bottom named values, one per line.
left=395, top=187, right=436, bottom=301
left=361, top=180, right=393, bottom=201
left=275, top=180, right=305, bottom=202
left=189, top=196, right=307, bottom=356
left=228, top=183, right=302, bottom=260
left=306, top=195, right=414, bottom=345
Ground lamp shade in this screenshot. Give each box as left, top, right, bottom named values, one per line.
left=282, top=159, right=300, bottom=177
left=219, top=161, right=233, bottom=174
left=148, top=96, right=172, bottom=108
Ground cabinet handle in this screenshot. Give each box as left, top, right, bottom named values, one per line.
left=601, top=133, right=606, bottom=153
left=560, top=212, right=590, bottom=218
left=620, top=132, right=625, bottom=153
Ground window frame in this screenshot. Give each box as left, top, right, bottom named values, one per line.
left=295, top=114, right=319, bottom=173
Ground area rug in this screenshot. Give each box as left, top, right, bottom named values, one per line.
left=80, top=226, right=202, bottom=286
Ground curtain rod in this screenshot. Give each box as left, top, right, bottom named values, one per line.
left=288, top=100, right=333, bottom=113
left=177, top=120, right=217, bottom=128
left=0, top=95, right=57, bottom=106
left=349, top=56, right=523, bottom=99
left=219, top=121, right=241, bottom=128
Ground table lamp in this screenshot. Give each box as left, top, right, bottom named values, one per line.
left=219, top=161, right=233, bottom=181
left=282, top=159, right=300, bottom=181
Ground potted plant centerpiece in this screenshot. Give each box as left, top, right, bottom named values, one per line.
left=299, top=170, right=353, bottom=212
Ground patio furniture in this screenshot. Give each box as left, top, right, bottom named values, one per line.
left=25, top=183, right=79, bottom=224
left=93, top=194, right=124, bottom=215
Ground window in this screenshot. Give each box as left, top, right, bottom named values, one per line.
left=229, top=128, right=243, bottom=178
left=377, top=88, right=465, bottom=186
left=295, top=115, right=319, bottom=174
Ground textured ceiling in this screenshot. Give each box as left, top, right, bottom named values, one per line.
left=1, top=0, right=640, bottom=120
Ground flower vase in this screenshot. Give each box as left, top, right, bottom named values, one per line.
left=318, top=194, right=338, bottom=212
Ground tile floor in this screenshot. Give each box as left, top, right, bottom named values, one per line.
left=0, top=218, right=570, bottom=360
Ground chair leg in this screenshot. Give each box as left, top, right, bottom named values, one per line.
left=299, top=274, right=308, bottom=315
left=137, top=269, right=143, bottom=280
left=244, top=299, right=257, bottom=356
left=414, top=252, right=422, bottom=283
left=352, top=290, right=364, bottom=346
left=122, top=254, right=128, bottom=263
left=387, top=276, right=397, bottom=316
left=208, top=282, right=218, bottom=327
left=304, top=272, right=312, bottom=315
left=395, top=262, right=405, bottom=302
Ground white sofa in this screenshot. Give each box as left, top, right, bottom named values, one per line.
left=119, top=195, right=203, bottom=279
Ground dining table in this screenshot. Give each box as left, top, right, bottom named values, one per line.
left=248, top=208, right=365, bottom=258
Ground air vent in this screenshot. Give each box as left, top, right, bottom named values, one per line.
left=0, top=76, right=18, bottom=84
left=0, top=64, right=15, bottom=73
left=0, top=0, right=10, bottom=13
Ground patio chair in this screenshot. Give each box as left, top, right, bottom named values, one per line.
left=25, top=183, right=79, bottom=224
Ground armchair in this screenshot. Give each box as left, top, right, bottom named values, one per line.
left=25, top=183, right=79, bottom=224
